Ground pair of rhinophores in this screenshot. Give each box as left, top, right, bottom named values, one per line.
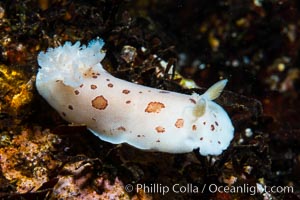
left=36, top=38, right=234, bottom=156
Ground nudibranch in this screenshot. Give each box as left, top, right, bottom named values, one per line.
left=36, top=38, right=234, bottom=156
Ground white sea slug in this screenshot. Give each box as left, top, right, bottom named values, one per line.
left=36, top=38, right=234, bottom=156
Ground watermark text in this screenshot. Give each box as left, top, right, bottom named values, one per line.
left=124, top=183, right=294, bottom=196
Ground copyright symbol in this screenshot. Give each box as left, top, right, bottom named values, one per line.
left=125, top=184, right=134, bottom=192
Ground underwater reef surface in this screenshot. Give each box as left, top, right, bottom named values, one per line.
left=0, top=0, right=299, bottom=199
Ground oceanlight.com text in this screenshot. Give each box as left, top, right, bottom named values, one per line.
left=124, top=183, right=294, bottom=196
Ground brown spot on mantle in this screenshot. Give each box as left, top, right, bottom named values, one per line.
left=189, top=98, right=196, bottom=104
left=91, top=96, right=108, bottom=110
left=175, top=119, right=184, bottom=128
left=107, top=83, right=113, bottom=88
left=211, top=124, right=215, bottom=131
left=117, top=126, right=126, bottom=131
left=91, top=84, right=97, bottom=89
left=155, top=126, right=165, bottom=133
left=122, top=89, right=130, bottom=94
left=192, top=124, right=197, bottom=131
left=145, top=102, right=165, bottom=113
